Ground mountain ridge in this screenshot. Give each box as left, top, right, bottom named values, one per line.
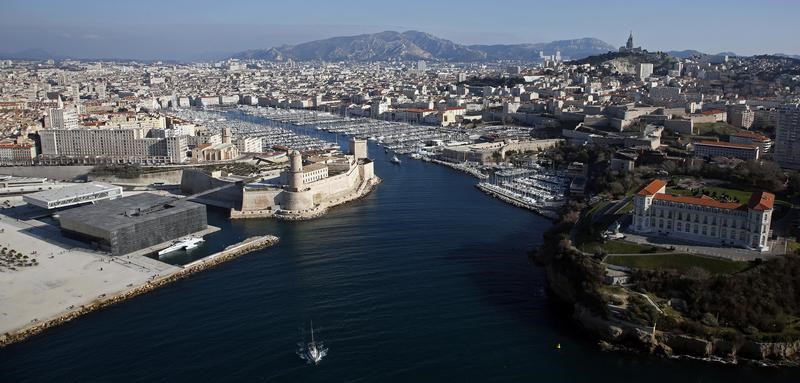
left=231, top=30, right=616, bottom=62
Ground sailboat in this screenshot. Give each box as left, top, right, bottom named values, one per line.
left=298, top=321, right=327, bottom=365
left=390, top=154, right=401, bottom=164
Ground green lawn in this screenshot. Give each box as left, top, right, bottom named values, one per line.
left=605, top=253, right=750, bottom=275
left=788, top=240, right=800, bottom=253
left=701, top=186, right=752, bottom=203
left=666, top=187, right=693, bottom=196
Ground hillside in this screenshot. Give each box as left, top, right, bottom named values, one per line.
left=231, top=31, right=615, bottom=62
left=571, top=51, right=680, bottom=75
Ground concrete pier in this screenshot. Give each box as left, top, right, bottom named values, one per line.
left=0, top=234, right=279, bottom=348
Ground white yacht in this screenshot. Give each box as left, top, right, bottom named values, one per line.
left=390, top=154, right=401, bottom=164
left=157, top=237, right=204, bottom=256
left=299, top=321, right=327, bottom=365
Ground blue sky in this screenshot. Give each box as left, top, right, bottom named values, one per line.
left=1, top=0, right=797, bottom=60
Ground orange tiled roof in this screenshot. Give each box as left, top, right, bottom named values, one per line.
left=747, top=191, right=775, bottom=211
left=637, top=179, right=667, bottom=196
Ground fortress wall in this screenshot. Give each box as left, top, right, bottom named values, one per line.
left=180, top=169, right=243, bottom=208
left=241, top=188, right=282, bottom=211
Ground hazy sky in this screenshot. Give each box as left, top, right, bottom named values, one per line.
left=2, top=0, right=798, bottom=60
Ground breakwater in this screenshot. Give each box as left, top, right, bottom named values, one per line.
left=0, top=235, right=279, bottom=348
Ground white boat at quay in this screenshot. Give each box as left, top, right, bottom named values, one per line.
left=158, top=237, right=204, bottom=256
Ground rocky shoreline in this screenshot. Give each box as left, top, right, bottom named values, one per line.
left=543, top=262, right=800, bottom=367
left=0, top=235, right=280, bottom=349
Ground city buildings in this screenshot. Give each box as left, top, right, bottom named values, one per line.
left=632, top=179, right=774, bottom=251
left=0, top=143, right=36, bottom=165
left=44, top=107, right=78, bottom=130
left=729, top=130, right=772, bottom=153
left=636, top=63, right=654, bottom=81
left=775, top=104, right=800, bottom=169
left=692, top=140, right=760, bottom=160
left=39, top=127, right=189, bottom=164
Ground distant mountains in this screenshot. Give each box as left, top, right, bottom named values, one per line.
left=231, top=30, right=616, bottom=62
left=0, top=49, right=64, bottom=60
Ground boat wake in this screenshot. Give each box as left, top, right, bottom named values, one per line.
left=297, top=321, right=328, bottom=365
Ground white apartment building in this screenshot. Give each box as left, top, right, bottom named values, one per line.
left=235, top=137, right=262, bottom=153
left=693, top=140, right=759, bottom=160
left=39, top=127, right=188, bottom=164
left=730, top=131, right=772, bottom=153
left=636, top=63, right=654, bottom=81
left=775, top=103, right=800, bottom=169
left=632, top=179, right=774, bottom=251
left=44, top=108, right=79, bottom=130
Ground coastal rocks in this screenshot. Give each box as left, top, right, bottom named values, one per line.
left=573, top=304, right=621, bottom=340
left=0, top=235, right=280, bottom=349
left=739, top=340, right=800, bottom=361
left=711, top=339, right=739, bottom=359
left=661, top=334, right=713, bottom=358
left=544, top=265, right=577, bottom=303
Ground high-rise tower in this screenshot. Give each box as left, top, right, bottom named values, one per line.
left=775, top=104, right=800, bottom=169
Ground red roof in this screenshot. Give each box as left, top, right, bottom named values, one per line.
left=637, top=179, right=667, bottom=196
left=747, top=191, right=775, bottom=211
left=694, top=140, right=758, bottom=150
left=654, top=194, right=745, bottom=210
left=701, top=109, right=725, bottom=115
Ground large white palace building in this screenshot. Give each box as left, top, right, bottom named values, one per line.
left=631, top=179, right=774, bottom=251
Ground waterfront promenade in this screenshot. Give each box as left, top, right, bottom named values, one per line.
left=0, top=195, right=280, bottom=347
left=0, top=199, right=176, bottom=337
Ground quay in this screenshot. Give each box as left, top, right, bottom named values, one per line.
left=476, top=183, right=560, bottom=220
left=429, top=158, right=489, bottom=180
left=0, top=234, right=279, bottom=348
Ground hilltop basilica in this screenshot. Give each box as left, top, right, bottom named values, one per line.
left=619, top=31, right=644, bottom=53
